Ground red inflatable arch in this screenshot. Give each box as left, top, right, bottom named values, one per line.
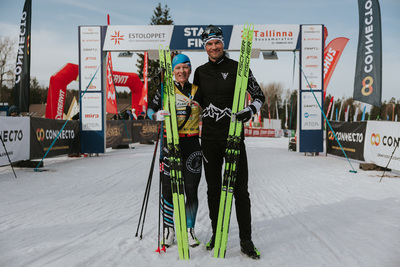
left=111, top=70, right=144, bottom=117
left=45, top=63, right=144, bottom=119
left=45, top=63, right=79, bottom=119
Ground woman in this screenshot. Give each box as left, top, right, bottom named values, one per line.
left=147, top=54, right=202, bottom=248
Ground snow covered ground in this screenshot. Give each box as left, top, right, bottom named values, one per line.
left=1, top=137, right=399, bottom=267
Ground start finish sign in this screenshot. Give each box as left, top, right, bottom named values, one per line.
left=102, top=24, right=300, bottom=52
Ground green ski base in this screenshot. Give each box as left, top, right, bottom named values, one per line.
left=159, top=45, right=190, bottom=260
left=213, top=22, right=255, bottom=259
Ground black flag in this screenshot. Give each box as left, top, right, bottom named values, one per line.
left=353, top=0, right=382, bottom=108
left=14, top=0, right=32, bottom=112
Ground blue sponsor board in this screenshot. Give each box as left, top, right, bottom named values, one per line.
left=78, top=26, right=106, bottom=154
left=298, top=25, right=324, bottom=153
left=170, top=25, right=233, bottom=50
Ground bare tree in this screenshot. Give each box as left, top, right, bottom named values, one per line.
left=259, top=82, right=284, bottom=119
left=260, top=82, right=284, bottom=101
left=0, top=36, right=16, bottom=102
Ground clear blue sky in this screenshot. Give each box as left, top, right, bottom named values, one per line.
left=0, top=0, right=399, bottom=102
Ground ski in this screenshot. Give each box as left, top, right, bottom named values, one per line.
left=159, top=45, right=190, bottom=260
left=214, top=23, right=254, bottom=259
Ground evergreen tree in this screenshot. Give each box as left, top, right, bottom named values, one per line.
left=30, top=77, right=41, bottom=105
left=394, top=99, right=400, bottom=122
left=136, top=3, right=174, bottom=113
left=370, top=105, right=381, bottom=120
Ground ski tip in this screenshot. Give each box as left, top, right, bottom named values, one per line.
left=162, top=245, right=166, bottom=252
left=349, top=170, right=357, bottom=173
left=155, top=247, right=161, bottom=253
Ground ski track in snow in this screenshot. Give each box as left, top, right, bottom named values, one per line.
left=1, top=138, right=400, bottom=267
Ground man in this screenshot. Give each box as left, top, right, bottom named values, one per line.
left=193, top=25, right=265, bottom=259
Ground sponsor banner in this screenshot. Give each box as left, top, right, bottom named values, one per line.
left=353, top=0, right=382, bottom=108
left=103, top=25, right=174, bottom=51
left=106, top=120, right=159, bottom=147
left=106, top=53, right=118, bottom=114
left=301, top=25, right=323, bottom=90
left=327, top=121, right=366, bottom=161
left=131, top=120, right=159, bottom=143
left=0, top=117, right=30, bottom=166
left=323, top=37, right=349, bottom=98
left=171, top=25, right=232, bottom=50
left=106, top=120, right=131, bottom=147
left=79, top=26, right=106, bottom=154
left=364, top=121, right=400, bottom=171
left=245, top=127, right=252, bottom=136
left=30, top=117, right=80, bottom=159
left=14, top=0, right=32, bottom=112
left=81, top=93, right=103, bottom=131
left=301, top=92, right=322, bottom=130
left=298, top=25, right=324, bottom=153
left=80, top=26, right=102, bottom=91
left=138, top=52, right=148, bottom=112
left=244, top=128, right=279, bottom=137
left=102, top=24, right=299, bottom=52
left=230, top=24, right=299, bottom=51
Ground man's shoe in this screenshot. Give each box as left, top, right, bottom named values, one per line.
left=161, top=227, right=174, bottom=248
left=240, top=240, right=260, bottom=259
left=205, top=235, right=215, bottom=251
left=187, top=228, right=201, bottom=247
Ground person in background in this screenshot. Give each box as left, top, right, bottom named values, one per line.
left=147, top=53, right=202, bottom=248
left=193, top=25, right=265, bottom=259
left=8, top=105, right=20, bottom=117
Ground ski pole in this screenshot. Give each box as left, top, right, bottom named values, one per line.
left=135, top=122, right=161, bottom=238
left=139, top=123, right=161, bottom=239
left=156, top=68, right=166, bottom=253
left=135, top=161, right=153, bottom=237
left=156, top=128, right=166, bottom=253
left=34, top=53, right=107, bottom=172
left=295, top=54, right=357, bottom=173
left=0, top=135, right=17, bottom=178
left=379, top=142, right=398, bottom=182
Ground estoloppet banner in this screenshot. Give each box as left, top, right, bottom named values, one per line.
left=102, top=24, right=300, bottom=52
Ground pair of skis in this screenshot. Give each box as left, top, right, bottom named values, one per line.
left=214, top=23, right=254, bottom=259
left=159, top=45, right=190, bottom=260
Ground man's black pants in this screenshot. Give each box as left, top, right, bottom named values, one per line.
left=201, top=138, right=252, bottom=242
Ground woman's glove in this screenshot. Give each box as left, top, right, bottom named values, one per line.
left=152, top=110, right=170, bottom=121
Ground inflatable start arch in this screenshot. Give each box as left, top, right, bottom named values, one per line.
left=45, top=63, right=144, bottom=119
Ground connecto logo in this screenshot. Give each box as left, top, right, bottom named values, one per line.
left=36, top=128, right=45, bottom=141
left=371, top=133, right=400, bottom=147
